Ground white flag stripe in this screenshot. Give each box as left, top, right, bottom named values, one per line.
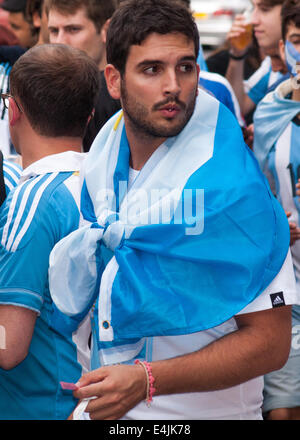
left=11, top=173, right=59, bottom=252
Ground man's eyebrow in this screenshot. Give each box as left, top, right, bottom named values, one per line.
left=256, top=1, right=271, bottom=8
left=136, top=55, right=196, bottom=68
left=289, top=33, right=300, bottom=38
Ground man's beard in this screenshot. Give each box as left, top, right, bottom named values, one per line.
left=120, top=79, right=197, bottom=139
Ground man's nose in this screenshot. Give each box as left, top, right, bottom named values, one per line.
left=54, top=31, right=68, bottom=45
left=162, top=69, right=181, bottom=96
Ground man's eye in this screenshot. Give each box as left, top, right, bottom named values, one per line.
left=179, top=64, right=194, bottom=73
left=144, top=66, right=160, bottom=74
left=68, top=27, right=81, bottom=33
left=259, top=6, right=271, bottom=12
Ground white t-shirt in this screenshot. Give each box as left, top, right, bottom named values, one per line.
left=123, top=249, right=298, bottom=420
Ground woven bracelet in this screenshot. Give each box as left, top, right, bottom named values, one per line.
left=135, top=359, right=156, bottom=407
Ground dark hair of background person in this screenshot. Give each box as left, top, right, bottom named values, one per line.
left=44, top=0, right=118, bottom=32
left=25, top=0, right=42, bottom=36
left=106, top=0, right=200, bottom=76
left=10, top=44, right=101, bottom=138
left=281, top=0, right=300, bottom=40
left=260, top=0, right=289, bottom=5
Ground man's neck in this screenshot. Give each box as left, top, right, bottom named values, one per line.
left=98, top=55, right=107, bottom=72
left=124, top=118, right=166, bottom=171
left=21, top=136, right=82, bottom=169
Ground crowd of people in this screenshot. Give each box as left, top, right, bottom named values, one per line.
left=0, top=0, right=299, bottom=421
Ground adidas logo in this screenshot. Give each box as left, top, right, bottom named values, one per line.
left=270, top=292, right=285, bottom=308
left=273, top=296, right=284, bottom=305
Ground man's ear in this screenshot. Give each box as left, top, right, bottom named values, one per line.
left=105, top=64, right=121, bottom=100
left=8, top=98, right=22, bottom=126
left=101, top=18, right=111, bottom=44
left=32, top=10, right=41, bottom=28
left=279, top=39, right=286, bottom=65
left=196, top=63, right=200, bottom=95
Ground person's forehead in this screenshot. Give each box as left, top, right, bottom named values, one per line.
left=286, top=22, right=300, bottom=37
left=48, top=6, right=93, bottom=26
left=251, top=0, right=275, bottom=7
left=8, top=11, right=28, bottom=29
left=8, top=11, right=26, bottom=23
left=128, top=32, right=195, bottom=58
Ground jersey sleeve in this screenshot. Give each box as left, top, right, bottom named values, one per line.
left=0, top=172, right=79, bottom=313
left=3, top=159, right=22, bottom=194
left=243, top=57, right=272, bottom=105
left=237, top=249, right=299, bottom=315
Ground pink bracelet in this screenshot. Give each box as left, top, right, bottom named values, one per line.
left=135, top=359, right=156, bottom=406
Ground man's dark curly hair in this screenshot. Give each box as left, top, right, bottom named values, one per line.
left=106, top=0, right=200, bottom=76
left=281, top=0, right=300, bottom=40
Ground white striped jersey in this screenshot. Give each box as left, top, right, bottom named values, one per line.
left=244, top=56, right=283, bottom=105
left=3, top=159, right=22, bottom=195
left=0, top=151, right=90, bottom=420
left=267, top=118, right=300, bottom=288
left=199, top=70, right=244, bottom=126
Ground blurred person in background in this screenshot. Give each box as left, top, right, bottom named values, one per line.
left=0, top=0, right=48, bottom=159
left=226, top=0, right=287, bottom=121
left=46, top=0, right=121, bottom=152
left=253, top=0, right=300, bottom=420
left=0, top=1, right=19, bottom=46
left=25, top=0, right=49, bottom=44
left=1, top=0, right=37, bottom=48
left=180, top=0, right=245, bottom=126
left=0, top=43, right=100, bottom=420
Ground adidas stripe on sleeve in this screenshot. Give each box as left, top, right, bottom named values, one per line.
left=3, top=159, right=22, bottom=194
left=0, top=172, right=80, bottom=313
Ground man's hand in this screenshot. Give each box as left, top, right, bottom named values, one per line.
left=286, top=211, right=300, bottom=246
left=242, top=124, right=254, bottom=149
left=227, top=14, right=252, bottom=56
left=71, top=363, right=147, bottom=420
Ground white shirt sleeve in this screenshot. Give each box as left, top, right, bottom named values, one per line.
left=237, top=249, right=299, bottom=315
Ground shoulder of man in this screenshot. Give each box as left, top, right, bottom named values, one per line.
left=0, top=171, right=80, bottom=253
left=3, top=159, right=22, bottom=194
left=0, top=45, right=27, bottom=64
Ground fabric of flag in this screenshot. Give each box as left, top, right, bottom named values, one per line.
left=49, top=89, right=290, bottom=352
left=253, top=79, right=300, bottom=171
left=285, top=41, right=300, bottom=78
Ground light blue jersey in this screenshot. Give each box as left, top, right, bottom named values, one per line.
left=0, top=151, right=88, bottom=420
left=199, top=71, right=244, bottom=126
left=244, top=56, right=283, bottom=105
left=267, top=119, right=300, bottom=287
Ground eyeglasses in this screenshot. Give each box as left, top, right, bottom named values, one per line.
left=1, top=93, right=23, bottom=113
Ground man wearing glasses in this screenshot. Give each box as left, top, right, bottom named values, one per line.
left=0, top=43, right=100, bottom=420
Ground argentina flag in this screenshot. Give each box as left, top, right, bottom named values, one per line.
left=254, top=79, right=300, bottom=172
left=49, top=89, right=290, bottom=363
